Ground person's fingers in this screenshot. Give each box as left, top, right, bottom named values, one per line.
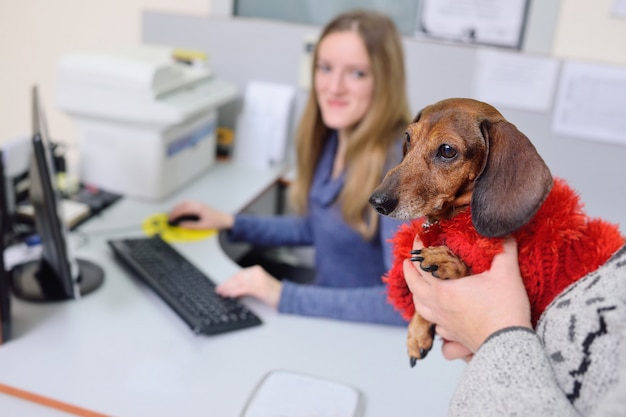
left=434, top=325, right=455, bottom=341
left=441, top=340, right=474, bottom=362
left=434, top=325, right=473, bottom=359
left=179, top=219, right=206, bottom=230
left=412, top=235, right=425, bottom=251
left=168, top=201, right=202, bottom=226
left=214, top=279, right=240, bottom=297
left=403, top=259, right=439, bottom=322
left=168, top=204, right=186, bottom=220
left=215, top=268, right=252, bottom=297
left=403, top=258, right=432, bottom=295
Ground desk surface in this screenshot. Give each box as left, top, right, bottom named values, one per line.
left=0, top=162, right=464, bottom=417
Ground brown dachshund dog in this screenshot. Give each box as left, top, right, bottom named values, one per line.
left=369, top=98, right=624, bottom=366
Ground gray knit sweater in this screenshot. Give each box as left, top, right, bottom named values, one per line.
left=449, top=244, right=626, bottom=417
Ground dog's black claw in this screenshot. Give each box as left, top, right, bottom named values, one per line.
left=410, top=256, right=424, bottom=262
left=421, top=264, right=439, bottom=273
left=410, top=357, right=417, bottom=367
left=419, top=348, right=429, bottom=359
left=410, top=249, right=422, bottom=255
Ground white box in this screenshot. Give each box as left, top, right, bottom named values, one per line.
left=57, top=45, right=238, bottom=200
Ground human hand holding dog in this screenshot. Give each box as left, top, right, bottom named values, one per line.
left=169, top=200, right=234, bottom=230
left=403, top=238, right=532, bottom=359
left=215, top=265, right=282, bottom=309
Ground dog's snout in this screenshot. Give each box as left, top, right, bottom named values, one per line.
left=369, top=192, right=399, bottom=216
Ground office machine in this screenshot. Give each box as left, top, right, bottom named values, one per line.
left=57, top=45, right=238, bottom=200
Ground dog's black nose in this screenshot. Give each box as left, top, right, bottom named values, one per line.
left=369, top=192, right=398, bottom=216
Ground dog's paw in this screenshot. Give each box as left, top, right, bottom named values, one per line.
left=407, top=314, right=436, bottom=367
left=410, top=246, right=469, bottom=280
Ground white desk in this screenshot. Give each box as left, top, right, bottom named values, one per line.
left=0, top=162, right=464, bottom=417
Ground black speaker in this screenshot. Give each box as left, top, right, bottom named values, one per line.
left=0, top=149, right=12, bottom=344
left=0, top=267, right=10, bottom=345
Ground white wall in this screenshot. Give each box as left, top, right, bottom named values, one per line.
left=0, top=0, right=212, bottom=151
left=553, top=0, right=626, bottom=65
left=2, top=0, right=625, bottom=151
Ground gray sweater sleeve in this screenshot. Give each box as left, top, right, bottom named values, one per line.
left=449, top=327, right=579, bottom=417
left=449, top=246, right=626, bottom=417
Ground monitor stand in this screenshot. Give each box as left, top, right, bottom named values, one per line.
left=11, top=258, right=104, bottom=302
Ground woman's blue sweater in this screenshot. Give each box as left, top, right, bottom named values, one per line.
left=228, top=132, right=407, bottom=326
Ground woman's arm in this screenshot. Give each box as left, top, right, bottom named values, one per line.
left=278, top=281, right=407, bottom=326
left=227, top=214, right=314, bottom=246
left=452, top=316, right=626, bottom=417
left=450, top=328, right=580, bottom=417
left=170, top=200, right=315, bottom=247
left=275, top=214, right=409, bottom=326
left=169, top=200, right=234, bottom=229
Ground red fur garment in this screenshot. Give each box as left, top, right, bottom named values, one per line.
left=385, top=178, right=625, bottom=326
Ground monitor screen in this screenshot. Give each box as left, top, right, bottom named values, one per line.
left=10, top=86, right=104, bottom=302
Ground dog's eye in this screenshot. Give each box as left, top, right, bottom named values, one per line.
left=405, top=132, right=411, bottom=146
left=438, top=144, right=457, bottom=159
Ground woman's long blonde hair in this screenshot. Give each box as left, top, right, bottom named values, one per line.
left=289, top=10, right=411, bottom=240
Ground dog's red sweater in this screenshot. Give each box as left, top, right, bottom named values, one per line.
left=385, top=178, right=625, bottom=326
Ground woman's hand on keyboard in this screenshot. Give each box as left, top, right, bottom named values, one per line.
left=215, top=266, right=282, bottom=309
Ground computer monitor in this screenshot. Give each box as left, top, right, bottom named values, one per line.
left=10, top=86, right=104, bottom=302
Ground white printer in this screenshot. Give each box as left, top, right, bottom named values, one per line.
left=57, top=45, right=238, bottom=200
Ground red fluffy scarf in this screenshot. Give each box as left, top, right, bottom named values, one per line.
left=385, top=178, right=625, bottom=326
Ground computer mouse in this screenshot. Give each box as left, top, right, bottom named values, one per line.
left=167, top=214, right=201, bottom=227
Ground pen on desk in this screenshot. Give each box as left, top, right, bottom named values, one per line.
left=0, top=383, right=112, bottom=417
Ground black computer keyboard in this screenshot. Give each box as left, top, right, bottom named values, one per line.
left=108, top=235, right=262, bottom=335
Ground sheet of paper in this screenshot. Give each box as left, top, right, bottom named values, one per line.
left=552, top=61, right=626, bottom=146
left=2, top=135, right=31, bottom=178
left=233, top=113, right=275, bottom=170
left=418, top=0, right=529, bottom=48
left=233, top=81, right=295, bottom=169
left=473, top=49, right=560, bottom=112
left=242, top=370, right=363, bottom=417
left=16, top=199, right=91, bottom=229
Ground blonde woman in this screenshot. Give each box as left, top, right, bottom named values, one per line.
left=170, top=10, right=411, bottom=325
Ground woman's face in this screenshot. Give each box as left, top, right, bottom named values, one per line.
left=314, top=30, right=374, bottom=132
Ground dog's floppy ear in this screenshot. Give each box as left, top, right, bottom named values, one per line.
left=471, top=119, right=553, bottom=237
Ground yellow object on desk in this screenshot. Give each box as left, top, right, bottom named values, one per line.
left=172, top=48, right=208, bottom=66
left=142, top=213, right=216, bottom=243
left=217, top=127, right=234, bottom=160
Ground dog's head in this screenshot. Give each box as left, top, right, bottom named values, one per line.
left=369, top=98, right=553, bottom=237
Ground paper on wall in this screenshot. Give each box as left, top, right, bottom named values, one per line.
left=552, top=60, right=626, bottom=146
left=473, top=49, right=560, bottom=112
left=233, top=81, right=296, bottom=170
left=418, top=0, right=528, bottom=48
